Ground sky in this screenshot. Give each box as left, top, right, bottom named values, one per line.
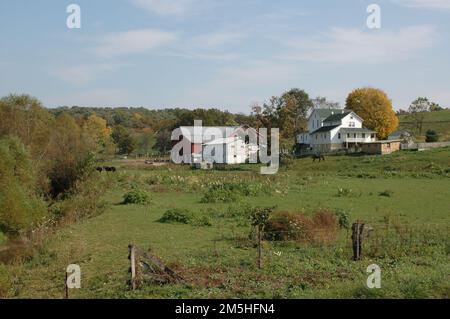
left=0, top=0, right=449, bottom=113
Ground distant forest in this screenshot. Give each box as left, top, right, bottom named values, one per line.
left=48, top=106, right=257, bottom=156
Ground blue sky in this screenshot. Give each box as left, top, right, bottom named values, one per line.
left=0, top=0, right=449, bottom=113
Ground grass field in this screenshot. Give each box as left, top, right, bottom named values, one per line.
left=1, top=148, right=449, bottom=299
left=398, top=109, right=450, bottom=141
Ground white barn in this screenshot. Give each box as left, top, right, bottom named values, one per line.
left=297, top=109, right=377, bottom=153
left=174, top=126, right=259, bottom=164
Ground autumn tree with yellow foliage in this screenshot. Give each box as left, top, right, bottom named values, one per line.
left=345, top=88, right=399, bottom=139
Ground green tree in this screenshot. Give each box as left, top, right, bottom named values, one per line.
left=0, top=136, right=47, bottom=233
left=425, top=130, right=439, bottom=142
left=0, top=94, right=53, bottom=159
left=408, top=97, right=431, bottom=135
left=47, top=113, right=95, bottom=195
left=154, top=129, right=172, bottom=154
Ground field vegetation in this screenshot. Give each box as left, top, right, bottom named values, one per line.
left=1, top=148, right=449, bottom=299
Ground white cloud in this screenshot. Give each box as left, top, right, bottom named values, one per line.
left=132, top=0, right=196, bottom=16
left=192, top=31, right=247, bottom=48
left=392, top=0, right=450, bottom=9
left=281, top=25, right=437, bottom=64
left=93, top=29, right=178, bottom=57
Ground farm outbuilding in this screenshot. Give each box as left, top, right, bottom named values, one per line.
left=361, top=140, right=401, bottom=155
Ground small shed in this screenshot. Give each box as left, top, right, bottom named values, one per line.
left=361, top=140, right=401, bottom=155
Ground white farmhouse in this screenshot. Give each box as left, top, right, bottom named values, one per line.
left=297, top=109, right=377, bottom=153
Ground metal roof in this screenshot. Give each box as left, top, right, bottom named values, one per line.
left=323, top=112, right=351, bottom=123
left=310, top=125, right=340, bottom=134
left=308, top=108, right=345, bottom=120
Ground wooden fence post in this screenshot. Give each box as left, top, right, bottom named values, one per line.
left=64, top=270, right=69, bottom=299
left=129, top=244, right=137, bottom=290
left=257, top=225, right=262, bottom=269
left=352, top=221, right=365, bottom=261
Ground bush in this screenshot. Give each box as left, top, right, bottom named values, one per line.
left=58, top=175, right=109, bottom=223
left=159, top=208, right=212, bottom=226
left=334, top=210, right=350, bottom=229
left=264, top=211, right=310, bottom=241
left=0, top=136, right=48, bottom=234
left=123, top=189, right=151, bottom=205
left=425, top=130, right=439, bottom=143
left=192, top=215, right=212, bottom=227
left=264, top=209, right=338, bottom=244
left=379, top=190, right=394, bottom=197
left=159, top=208, right=193, bottom=224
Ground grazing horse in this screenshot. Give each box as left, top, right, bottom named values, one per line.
left=312, top=154, right=325, bottom=162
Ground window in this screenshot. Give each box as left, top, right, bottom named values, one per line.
left=354, top=134, right=357, bottom=138
left=338, top=133, right=341, bottom=139
left=371, top=133, right=375, bottom=139
left=347, top=133, right=350, bottom=138
left=316, top=135, right=318, bottom=140
left=362, top=133, right=366, bottom=138
left=349, top=122, right=355, bottom=128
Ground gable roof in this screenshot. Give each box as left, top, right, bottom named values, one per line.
left=310, top=125, right=340, bottom=134
left=308, top=108, right=345, bottom=120
left=323, top=112, right=352, bottom=123
left=179, top=126, right=260, bottom=143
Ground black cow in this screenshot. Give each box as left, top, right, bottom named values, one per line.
left=312, top=154, right=325, bottom=162
left=103, top=166, right=117, bottom=172
left=96, top=167, right=103, bottom=172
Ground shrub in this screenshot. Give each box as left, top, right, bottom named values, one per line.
left=192, top=215, right=212, bottom=227
left=159, top=209, right=213, bottom=226
left=379, top=190, right=394, bottom=197
left=310, top=209, right=339, bottom=243
left=0, top=136, right=48, bottom=234
left=425, top=130, right=439, bottom=143
left=58, top=175, right=109, bottom=223
left=264, top=209, right=338, bottom=244
left=123, top=189, right=151, bottom=205
left=264, top=211, right=310, bottom=241
left=159, top=208, right=193, bottom=224
left=335, top=210, right=350, bottom=229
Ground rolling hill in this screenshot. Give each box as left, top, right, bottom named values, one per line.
left=398, top=109, right=450, bottom=141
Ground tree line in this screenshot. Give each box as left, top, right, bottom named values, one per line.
left=0, top=87, right=428, bottom=236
